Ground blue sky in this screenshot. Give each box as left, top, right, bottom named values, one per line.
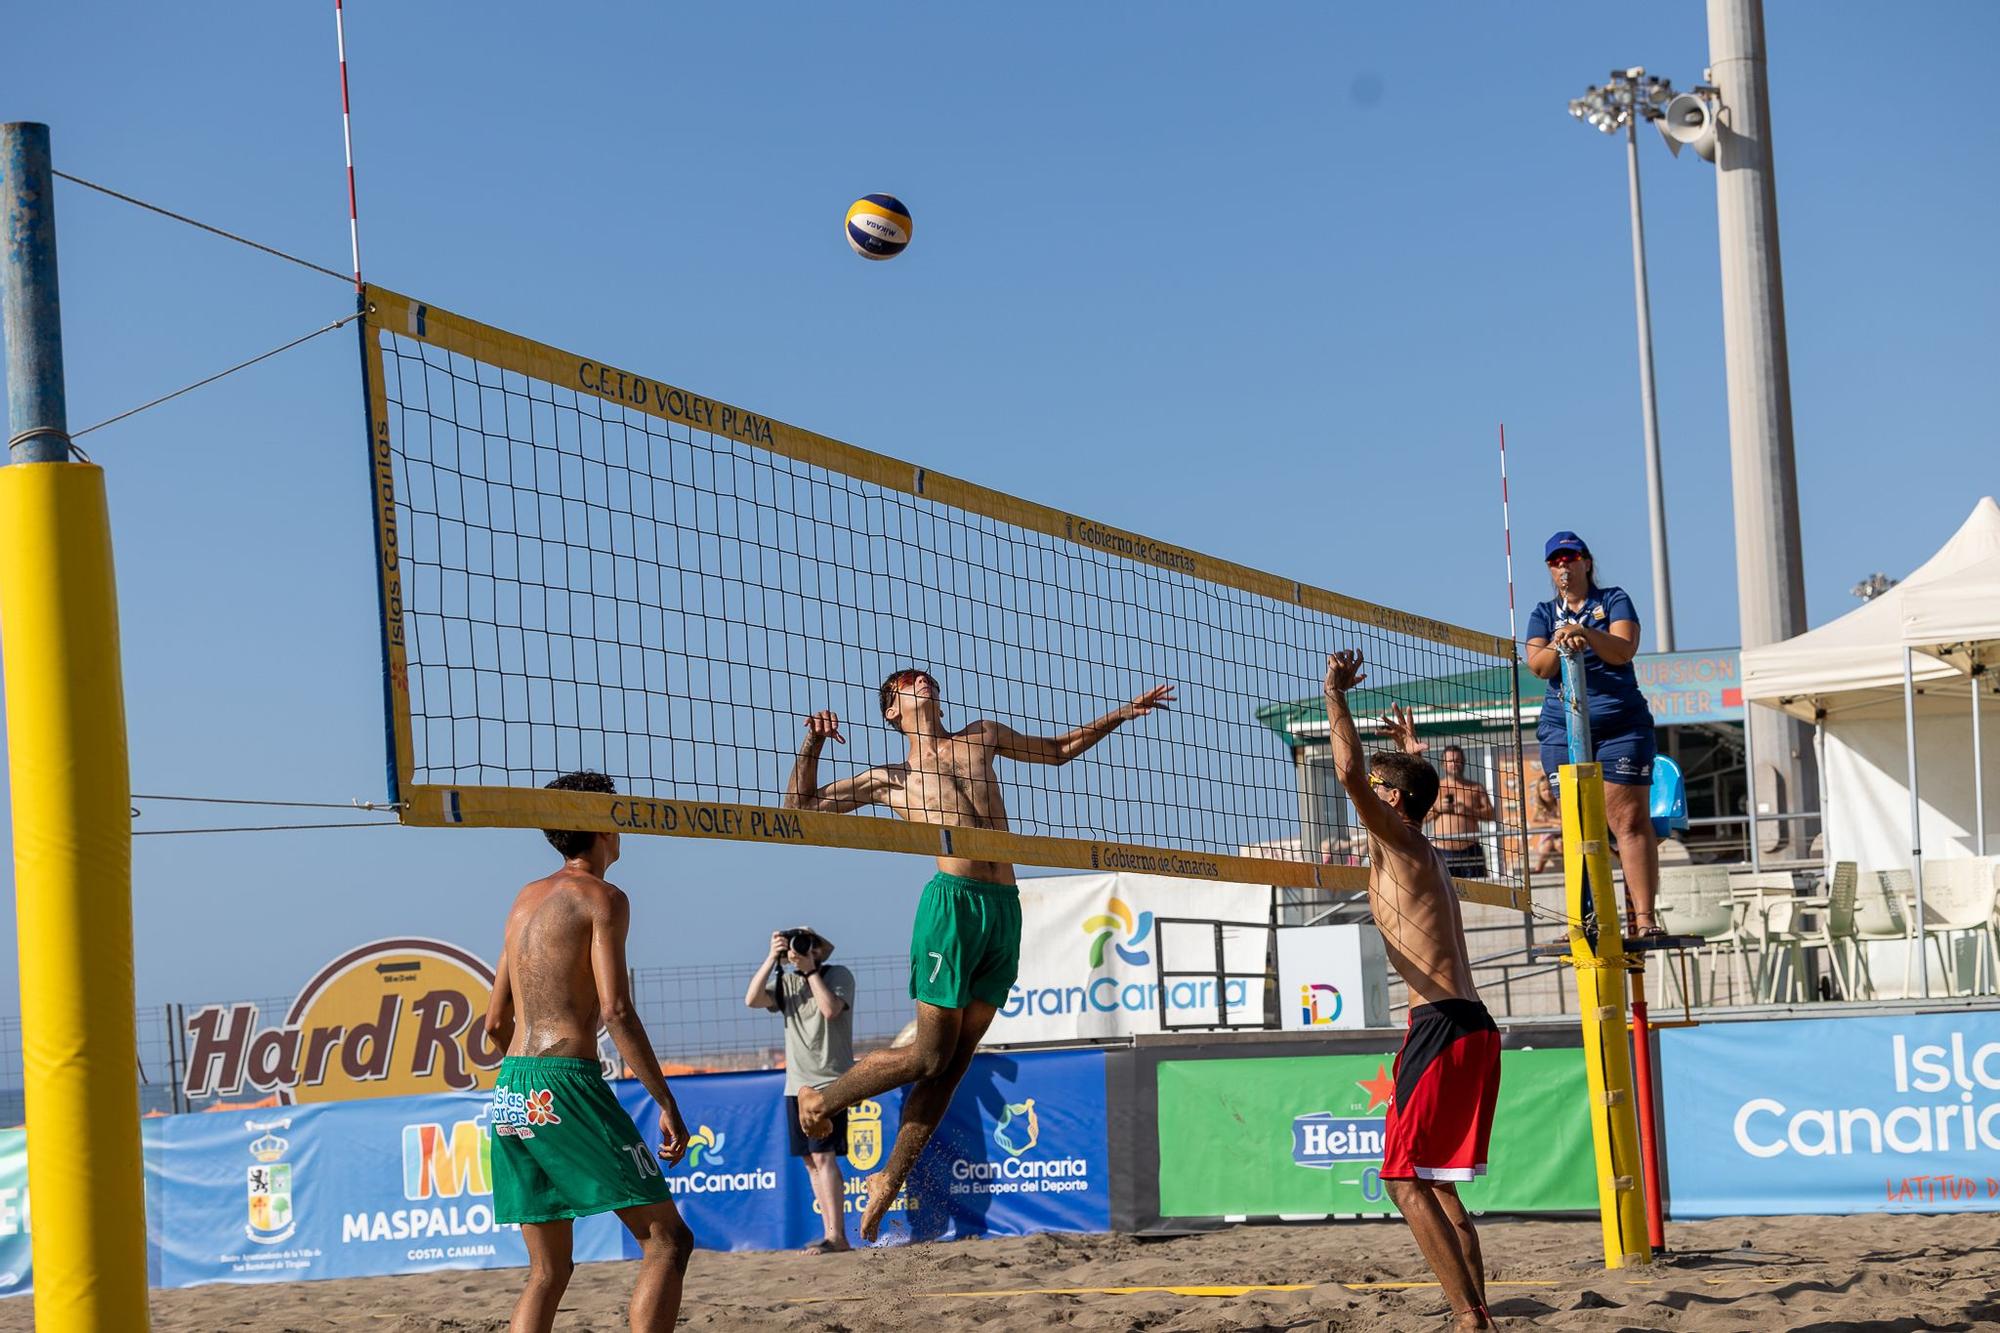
left=2, top=3, right=1995, bottom=1008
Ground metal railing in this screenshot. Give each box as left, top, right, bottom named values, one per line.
left=0, top=957, right=916, bottom=1124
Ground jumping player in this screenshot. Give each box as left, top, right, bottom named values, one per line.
left=484, top=770, right=695, bottom=1333
left=1324, top=651, right=1499, bottom=1333
left=784, top=668, right=1174, bottom=1240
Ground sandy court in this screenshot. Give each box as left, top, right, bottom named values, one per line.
left=8, top=1211, right=1995, bottom=1332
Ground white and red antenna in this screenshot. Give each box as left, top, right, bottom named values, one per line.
left=1498, top=423, right=1519, bottom=648
left=335, top=0, right=362, bottom=292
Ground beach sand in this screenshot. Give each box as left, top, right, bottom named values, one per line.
left=5, top=1212, right=1995, bottom=1331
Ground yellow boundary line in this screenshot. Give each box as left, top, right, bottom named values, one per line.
left=788, top=1277, right=1793, bottom=1303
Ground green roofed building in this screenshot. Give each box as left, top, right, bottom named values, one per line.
left=1257, top=648, right=1754, bottom=869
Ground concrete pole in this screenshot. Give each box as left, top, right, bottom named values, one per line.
left=1622, top=117, right=1676, bottom=652
left=1707, top=0, right=1818, bottom=852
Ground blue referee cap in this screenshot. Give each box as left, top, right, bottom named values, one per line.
left=1544, top=531, right=1590, bottom=560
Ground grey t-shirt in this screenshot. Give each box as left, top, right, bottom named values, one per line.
left=776, top=965, right=856, bottom=1095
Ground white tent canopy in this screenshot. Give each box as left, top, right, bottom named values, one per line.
left=1740, top=498, right=2000, bottom=994
left=1741, top=496, right=2000, bottom=723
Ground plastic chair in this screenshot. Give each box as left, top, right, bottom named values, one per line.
left=1650, top=755, right=1689, bottom=840
left=1801, top=862, right=1863, bottom=1000
left=1853, top=869, right=1916, bottom=999
left=1730, top=871, right=1808, bottom=1003
left=1911, top=858, right=2000, bottom=996
left=1654, top=865, right=1750, bottom=1007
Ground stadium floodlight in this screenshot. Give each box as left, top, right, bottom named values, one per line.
left=1565, top=66, right=1685, bottom=651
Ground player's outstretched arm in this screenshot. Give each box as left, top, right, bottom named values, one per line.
left=784, top=710, right=891, bottom=813
left=987, top=684, right=1176, bottom=765
left=1324, top=651, right=1427, bottom=856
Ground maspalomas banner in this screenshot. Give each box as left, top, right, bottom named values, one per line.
left=1661, top=1011, right=2000, bottom=1218
left=1155, top=1049, right=1597, bottom=1218
left=0, top=1049, right=1111, bottom=1298
left=990, top=873, right=1272, bottom=1044
left=181, top=938, right=506, bottom=1105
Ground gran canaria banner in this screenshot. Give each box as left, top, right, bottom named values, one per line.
left=1660, top=1011, right=2000, bottom=1218
left=989, top=873, right=1272, bottom=1044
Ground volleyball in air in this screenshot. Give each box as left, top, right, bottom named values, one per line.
left=845, top=194, right=912, bottom=261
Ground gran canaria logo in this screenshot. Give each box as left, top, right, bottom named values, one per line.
left=685, top=1126, right=726, bottom=1169
left=994, top=1099, right=1040, bottom=1157
left=1082, top=897, right=1154, bottom=969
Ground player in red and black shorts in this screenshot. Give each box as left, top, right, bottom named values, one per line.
left=1382, top=999, right=1501, bottom=1183
left=1325, top=653, right=1498, bottom=1332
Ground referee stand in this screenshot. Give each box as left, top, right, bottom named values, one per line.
left=1541, top=646, right=1697, bottom=1269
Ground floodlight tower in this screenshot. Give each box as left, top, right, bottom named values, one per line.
left=1567, top=68, right=1680, bottom=653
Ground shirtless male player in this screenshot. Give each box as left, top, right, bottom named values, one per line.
left=1325, top=652, right=1500, bottom=1333
left=785, top=667, right=1174, bottom=1239
left=484, top=770, right=695, bottom=1333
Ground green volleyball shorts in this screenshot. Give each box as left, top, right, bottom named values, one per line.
left=489, top=1056, right=671, bottom=1224
left=909, top=871, right=1022, bottom=1010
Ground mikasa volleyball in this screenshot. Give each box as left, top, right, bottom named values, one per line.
left=845, top=194, right=912, bottom=260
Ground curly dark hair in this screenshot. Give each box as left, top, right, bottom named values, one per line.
left=1368, top=751, right=1440, bottom=822
left=542, top=770, right=617, bottom=858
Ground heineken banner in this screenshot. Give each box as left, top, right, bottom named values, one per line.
left=1155, top=1049, right=1596, bottom=1217
left=989, top=873, right=1272, bottom=1044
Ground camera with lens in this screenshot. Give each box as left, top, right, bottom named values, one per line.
left=784, top=929, right=821, bottom=958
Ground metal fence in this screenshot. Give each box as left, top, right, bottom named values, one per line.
left=0, top=960, right=918, bottom=1125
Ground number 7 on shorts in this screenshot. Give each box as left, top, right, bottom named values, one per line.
left=928, top=950, right=944, bottom=983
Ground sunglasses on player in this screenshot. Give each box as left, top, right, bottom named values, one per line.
left=1546, top=551, right=1586, bottom=567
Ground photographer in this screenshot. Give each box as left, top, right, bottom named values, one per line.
left=744, top=927, right=856, bottom=1254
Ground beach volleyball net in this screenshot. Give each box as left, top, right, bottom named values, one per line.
left=357, top=286, right=1528, bottom=905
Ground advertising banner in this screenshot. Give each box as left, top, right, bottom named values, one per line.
left=618, top=1048, right=1110, bottom=1249
left=1660, top=1011, right=2000, bottom=1218
left=1276, top=925, right=1390, bottom=1031
left=0, top=1131, right=29, bottom=1299
left=990, top=873, right=1271, bottom=1044
left=180, top=937, right=524, bottom=1106
left=148, top=1092, right=625, bottom=1289
left=1156, top=1049, right=1596, bottom=1217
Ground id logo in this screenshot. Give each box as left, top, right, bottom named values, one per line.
left=1299, top=982, right=1342, bottom=1026
left=1082, top=897, right=1154, bottom=969
left=1291, top=1113, right=1385, bottom=1169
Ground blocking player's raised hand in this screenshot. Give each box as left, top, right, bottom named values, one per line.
left=1380, top=703, right=1428, bottom=757
left=802, top=710, right=845, bottom=746
left=1325, top=649, right=1367, bottom=696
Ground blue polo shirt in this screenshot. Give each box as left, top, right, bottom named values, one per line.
left=1527, top=585, right=1650, bottom=725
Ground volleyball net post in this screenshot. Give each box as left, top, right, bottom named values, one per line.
left=0, top=122, right=152, bottom=1331
left=1555, top=648, right=1653, bottom=1270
